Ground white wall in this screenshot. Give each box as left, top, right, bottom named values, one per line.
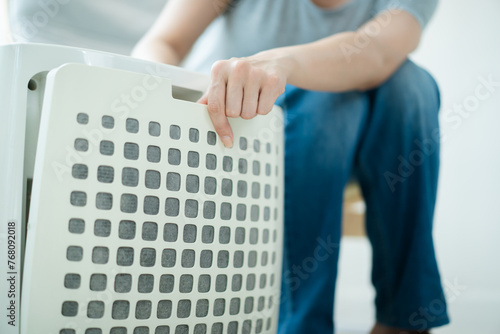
left=337, top=0, right=500, bottom=333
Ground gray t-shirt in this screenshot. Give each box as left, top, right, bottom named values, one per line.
left=182, top=0, right=438, bottom=73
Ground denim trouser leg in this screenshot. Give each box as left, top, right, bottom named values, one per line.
left=276, top=60, right=450, bottom=334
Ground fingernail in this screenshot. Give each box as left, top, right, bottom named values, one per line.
left=221, top=136, right=233, bottom=148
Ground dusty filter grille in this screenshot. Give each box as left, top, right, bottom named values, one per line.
left=22, top=64, right=284, bottom=334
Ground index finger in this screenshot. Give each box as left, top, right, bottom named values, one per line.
left=207, top=80, right=234, bottom=148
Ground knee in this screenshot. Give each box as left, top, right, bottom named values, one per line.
left=375, top=60, right=441, bottom=129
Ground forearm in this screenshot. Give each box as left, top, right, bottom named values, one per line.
left=132, top=38, right=182, bottom=65
left=280, top=32, right=402, bottom=92
left=264, top=10, right=420, bottom=92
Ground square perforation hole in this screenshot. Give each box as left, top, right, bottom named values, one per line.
left=144, top=196, right=160, bottom=215
left=140, top=248, right=156, bottom=267
left=114, top=274, right=132, bottom=293
left=186, top=174, right=199, bottom=193
left=145, top=170, right=161, bottom=189
left=220, top=203, right=232, bottom=220
left=230, top=298, right=240, bottom=315
left=168, top=148, right=181, bottom=165
left=233, top=250, right=244, bottom=268
left=74, top=138, right=88, bottom=152
left=177, top=300, right=191, bottom=318
left=238, top=158, right=247, bottom=174
left=202, top=225, right=214, bottom=243
left=124, top=142, right=139, bottom=160
left=183, top=224, right=197, bottom=243
left=181, top=249, right=195, bottom=268
left=196, top=299, right=209, bottom=317
left=198, top=274, right=211, bottom=293
left=217, top=250, right=229, bottom=268
left=90, top=274, right=107, bottom=291
left=157, top=300, right=173, bottom=319
left=94, top=219, right=111, bottom=237
left=92, top=246, right=109, bottom=264
left=235, top=227, right=245, bottom=244
left=189, top=128, right=199, bottom=142
left=200, top=250, right=213, bottom=268
left=116, top=247, right=134, bottom=266
left=70, top=191, right=87, bottom=207
left=159, top=274, right=175, bottom=293
left=204, top=177, right=217, bottom=195
left=253, top=161, right=261, bottom=176
left=251, top=182, right=261, bottom=199
left=170, top=125, right=180, bottom=139
left=77, top=112, right=89, bottom=124
left=142, top=222, right=158, bottom=241
left=236, top=204, right=246, bottom=221
left=96, top=192, right=113, bottom=210
left=100, top=140, right=114, bottom=156
left=102, top=115, right=114, bottom=129
left=213, top=298, right=225, bottom=317
left=248, top=251, right=258, bottom=268
left=61, top=301, right=78, bottom=317
left=69, top=218, right=85, bottom=234
left=232, top=274, right=243, bottom=292
left=135, top=300, right=152, bottom=319
left=126, top=118, right=139, bottom=133
left=122, top=167, right=139, bottom=187
left=185, top=199, right=199, bottom=218
left=149, top=121, right=161, bottom=137
left=162, top=249, right=176, bottom=268
left=66, top=246, right=83, bottom=262
left=207, top=131, right=216, bottom=145
left=163, top=223, right=178, bottom=242
left=188, top=151, right=200, bottom=168
left=112, top=300, right=130, bottom=319
left=179, top=274, right=194, bottom=293
left=119, top=220, right=136, bottom=239
left=194, top=324, right=207, bottom=334
left=216, top=274, right=228, bottom=292
left=97, top=165, right=114, bottom=183
left=121, top=194, right=138, bottom=213
left=239, top=137, right=247, bottom=150
left=206, top=154, right=217, bottom=170
left=64, top=273, right=81, bottom=289
left=219, top=226, right=231, bottom=244
left=72, top=164, right=88, bottom=179
left=203, top=201, right=216, bottom=219
left=237, top=181, right=247, bottom=198
left=110, top=328, right=127, bottom=334
left=147, top=145, right=161, bottom=163
left=253, top=139, right=260, bottom=152
left=223, top=156, right=233, bottom=172
left=221, top=179, right=232, bottom=196
left=166, top=172, right=181, bottom=191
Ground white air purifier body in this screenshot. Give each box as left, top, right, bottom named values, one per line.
left=0, top=43, right=284, bottom=334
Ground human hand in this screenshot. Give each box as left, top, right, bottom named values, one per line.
left=197, top=51, right=290, bottom=148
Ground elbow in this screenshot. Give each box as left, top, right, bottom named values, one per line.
left=358, top=50, right=407, bottom=91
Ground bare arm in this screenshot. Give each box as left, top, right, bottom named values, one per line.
left=201, top=10, right=423, bottom=147
left=131, top=0, right=230, bottom=64
left=285, top=10, right=422, bottom=91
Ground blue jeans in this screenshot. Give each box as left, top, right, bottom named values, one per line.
left=276, top=60, right=450, bottom=333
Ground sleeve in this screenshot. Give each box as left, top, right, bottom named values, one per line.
left=375, top=0, right=439, bottom=30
